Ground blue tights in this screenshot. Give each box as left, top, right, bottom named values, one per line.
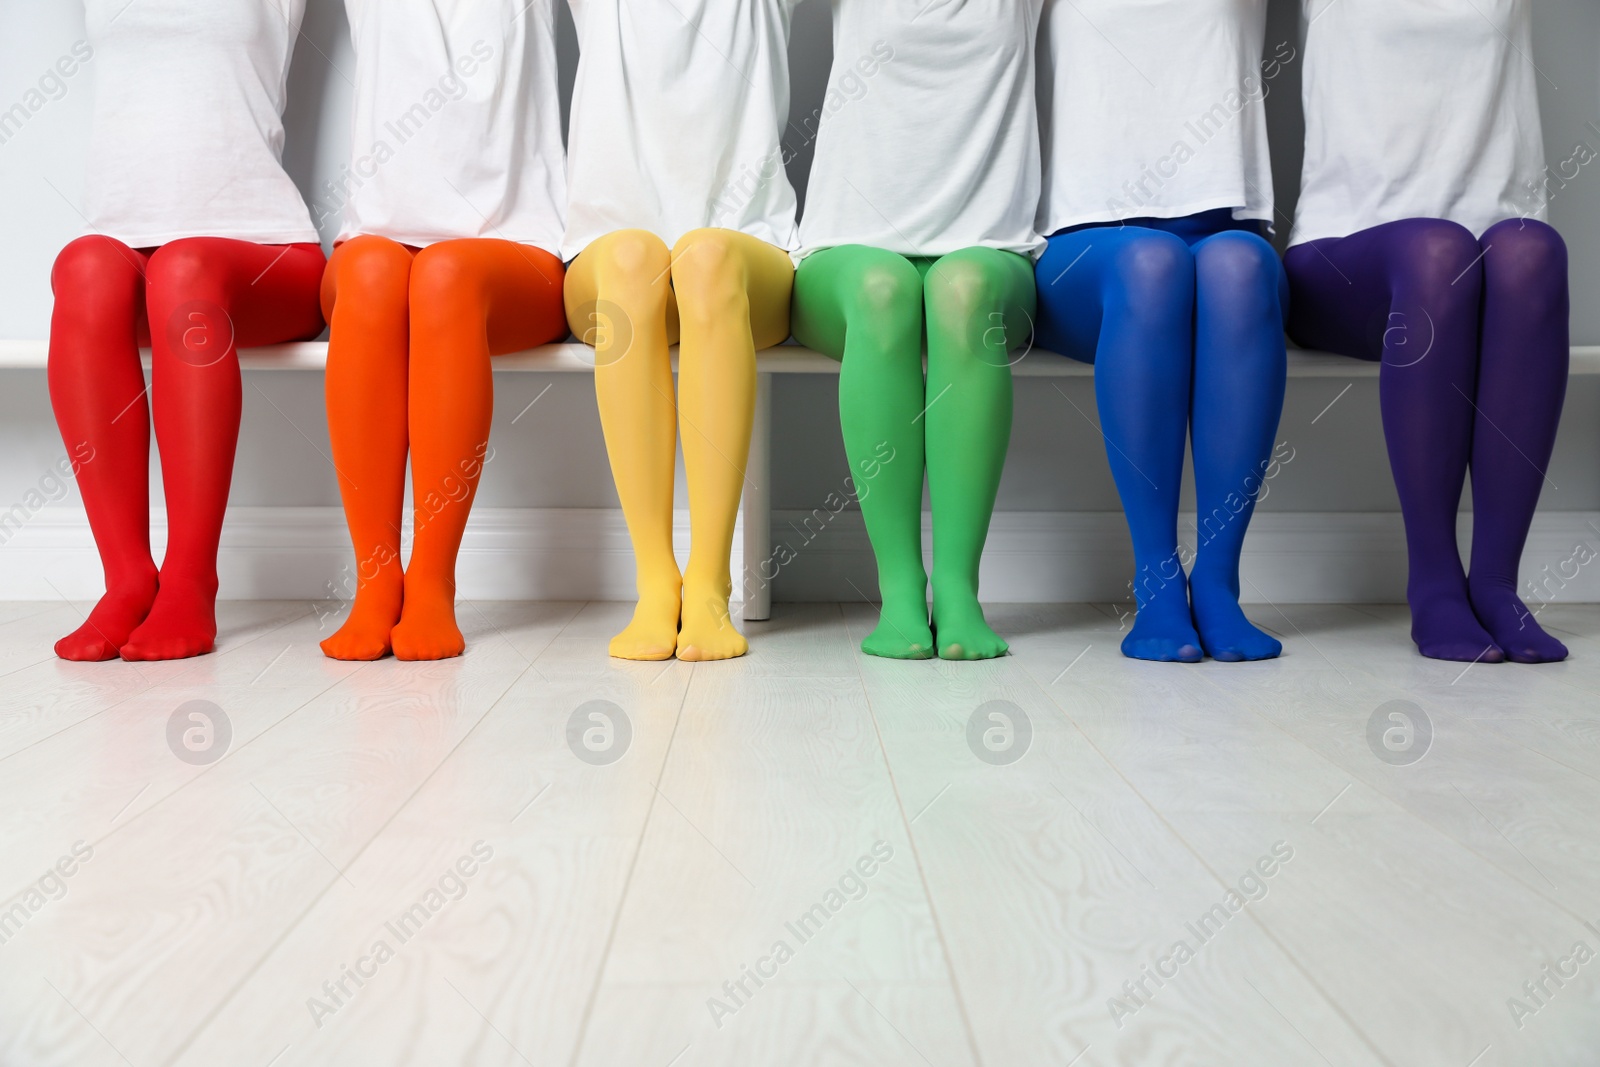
left=1034, top=209, right=1288, bottom=662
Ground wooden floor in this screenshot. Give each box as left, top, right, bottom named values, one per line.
left=1, top=600, right=1598, bottom=1067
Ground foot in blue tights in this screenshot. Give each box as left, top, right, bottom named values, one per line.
left=1123, top=572, right=1204, bottom=663
left=1189, top=572, right=1281, bottom=661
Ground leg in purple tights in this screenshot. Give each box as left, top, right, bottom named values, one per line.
left=1468, top=220, right=1569, bottom=663
left=1287, top=218, right=1567, bottom=663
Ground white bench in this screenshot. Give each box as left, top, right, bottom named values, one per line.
left=5, top=339, right=1598, bottom=621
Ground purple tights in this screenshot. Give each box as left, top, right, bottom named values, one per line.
left=1286, top=218, right=1570, bottom=663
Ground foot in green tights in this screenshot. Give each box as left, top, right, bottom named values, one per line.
left=793, top=244, right=1035, bottom=661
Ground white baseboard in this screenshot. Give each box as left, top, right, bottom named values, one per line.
left=3, top=506, right=1598, bottom=605
left=763, top=509, right=1600, bottom=605
left=0, top=507, right=661, bottom=603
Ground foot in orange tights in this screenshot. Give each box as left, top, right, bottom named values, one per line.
left=54, top=567, right=159, bottom=662
left=319, top=565, right=404, bottom=661
left=389, top=576, right=464, bottom=661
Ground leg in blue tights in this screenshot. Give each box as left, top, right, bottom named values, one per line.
left=1189, top=231, right=1288, bottom=660
left=1035, top=213, right=1286, bottom=662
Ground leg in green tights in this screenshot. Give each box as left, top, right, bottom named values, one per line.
left=793, top=246, right=932, bottom=658
left=793, top=244, right=1033, bottom=660
left=923, top=248, right=1035, bottom=659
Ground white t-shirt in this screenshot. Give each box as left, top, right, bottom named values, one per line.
left=1289, top=0, right=1547, bottom=246
left=82, top=0, right=318, bottom=248
left=797, top=0, right=1046, bottom=262
left=1037, top=0, right=1276, bottom=234
left=335, top=0, right=566, bottom=253
left=562, top=0, right=803, bottom=261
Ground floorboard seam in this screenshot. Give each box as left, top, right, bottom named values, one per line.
left=564, top=651, right=694, bottom=1067
left=843, top=602, right=988, bottom=1067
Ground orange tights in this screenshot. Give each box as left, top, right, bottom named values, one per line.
left=320, top=236, right=566, bottom=660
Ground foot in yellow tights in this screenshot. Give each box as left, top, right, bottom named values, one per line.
left=609, top=577, right=681, bottom=661
left=677, top=577, right=749, bottom=662
left=566, top=227, right=793, bottom=663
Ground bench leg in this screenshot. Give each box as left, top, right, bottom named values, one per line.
left=742, top=371, right=773, bottom=622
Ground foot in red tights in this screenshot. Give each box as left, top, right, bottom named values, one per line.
left=120, top=575, right=218, bottom=661
left=55, top=567, right=159, bottom=661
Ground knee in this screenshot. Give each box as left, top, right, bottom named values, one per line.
left=923, top=257, right=999, bottom=351
left=407, top=241, right=494, bottom=335
left=51, top=235, right=141, bottom=308
left=1105, top=232, right=1194, bottom=323
left=853, top=255, right=923, bottom=321
left=924, top=252, right=1030, bottom=364
left=145, top=238, right=228, bottom=298
left=334, top=235, right=413, bottom=301
left=924, top=255, right=1005, bottom=323
left=590, top=229, right=672, bottom=290
left=1481, top=219, right=1569, bottom=330
left=1482, top=218, right=1568, bottom=283
left=406, top=244, right=503, bottom=352
left=1195, top=232, right=1284, bottom=324
left=844, top=256, right=923, bottom=356
left=1394, top=219, right=1482, bottom=295
left=671, top=228, right=748, bottom=324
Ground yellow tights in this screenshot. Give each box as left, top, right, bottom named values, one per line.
left=565, top=228, right=793, bottom=661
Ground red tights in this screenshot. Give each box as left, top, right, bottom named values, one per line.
left=48, top=235, right=325, bottom=661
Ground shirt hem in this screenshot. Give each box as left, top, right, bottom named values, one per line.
left=1041, top=196, right=1272, bottom=235
left=1286, top=207, right=1550, bottom=249
left=86, top=227, right=322, bottom=249
left=792, top=238, right=1047, bottom=267
left=561, top=225, right=800, bottom=265
left=336, top=230, right=563, bottom=258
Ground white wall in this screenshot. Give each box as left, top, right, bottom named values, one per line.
left=2, top=0, right=1599, bottom=604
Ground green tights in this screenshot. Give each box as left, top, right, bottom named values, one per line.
left=792, top=245, right=1035, bottom=660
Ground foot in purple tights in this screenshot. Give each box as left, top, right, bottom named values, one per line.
left=1409, top=583, right=1505, bottom=663
left=1469, top=577, right=1568, bottom=663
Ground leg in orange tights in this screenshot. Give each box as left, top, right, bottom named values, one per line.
left=319, top=236, right=417, bottom=660
left=322, top=237, right=566, bottom=661
left=48, top=235, right=325, bottom=661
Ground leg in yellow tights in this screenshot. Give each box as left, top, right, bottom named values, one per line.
left=566, top=228, right=793, bottom=661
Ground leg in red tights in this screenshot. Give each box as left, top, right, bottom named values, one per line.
left=319, top=236, right=418, bottom=660
left=48, top=236, right=325, bottom=661
left=382, top=239, right=565, bottom=661
left=48, top=238, right=156, bottom=660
